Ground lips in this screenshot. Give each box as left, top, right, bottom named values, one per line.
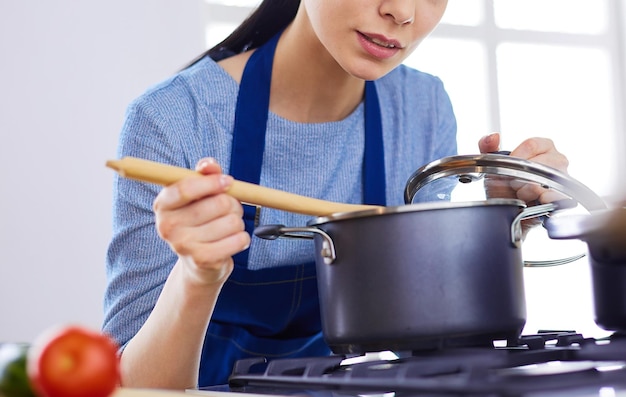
left=357, top=32, right=402, bottom=60
left=361, top=32, right=401, bottom=49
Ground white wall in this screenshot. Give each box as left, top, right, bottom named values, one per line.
left=0, top=0, right=206, bottom=342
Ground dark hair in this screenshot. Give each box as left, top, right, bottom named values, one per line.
left=187, top=0, right=301, bottom=66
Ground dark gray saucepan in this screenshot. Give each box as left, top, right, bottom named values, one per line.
left=546, top=206, right=626, bottom=332
left=255, top=154, right=607, bottom=354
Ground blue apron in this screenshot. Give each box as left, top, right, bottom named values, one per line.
left=198, top=31, right=387, bottom=386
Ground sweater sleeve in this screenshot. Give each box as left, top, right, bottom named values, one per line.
left=102, top=92, right=191, bottom=350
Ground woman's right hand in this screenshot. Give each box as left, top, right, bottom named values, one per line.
left=153, top=157, right=250, bottom=286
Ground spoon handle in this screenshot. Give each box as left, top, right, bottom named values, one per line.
left=106, top=156, right=381, bottom=216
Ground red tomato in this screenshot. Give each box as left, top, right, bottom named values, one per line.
left=27, top=325, right=120, bottom=397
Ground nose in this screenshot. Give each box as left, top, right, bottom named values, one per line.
left=380, top=0, right=416, bottom=25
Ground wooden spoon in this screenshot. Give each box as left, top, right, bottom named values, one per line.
left=106, top=157, right=382, bottom=216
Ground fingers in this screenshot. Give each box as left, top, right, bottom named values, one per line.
left=168, top=211, right=249, bottom=268
left=195, top=157, right=223, bottom=175
left=478, top=132, right=501, bottom=153
left=155, top=173, right=234, bottom=211
left=479, top=135, right=569, bottom=174
left=484, top=175, right=516, bottom=200
left=483, top=137, right=570, bottom=205
left=509, top=179, right=543, bottom=202
left=154, top=158, right=232, bottom=212
left=152, top=158, right=251, bottom=283
left=156, top=193, right=243, bottom=242
left=510, top=137, right=554, bottom=159
left=510, top=137, right=569, bottom=173
left=511, top=181, right=569, bottom=204
left=509, top=137, right=570, bottom=204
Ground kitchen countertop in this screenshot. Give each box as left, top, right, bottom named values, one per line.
left=112, top=389, right=188, bottom=397
left=112, top=387, right=265, bottom=397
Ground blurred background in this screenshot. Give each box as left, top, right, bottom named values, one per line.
left=1, top=0, right=624, bottom=342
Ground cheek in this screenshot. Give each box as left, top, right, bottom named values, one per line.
left=304, top=2, right=355, bottom=57
left=404, top=13, right=445, bottom=51
left=404, top=40, right=422, bottom=57
left=303, top=0, right=336, bottom=30
left=304, top=0, right=361, bottom=35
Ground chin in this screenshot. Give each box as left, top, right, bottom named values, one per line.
left=349, top=67, right=393, bottom=81
left=347, top=60, right=399, bottom=81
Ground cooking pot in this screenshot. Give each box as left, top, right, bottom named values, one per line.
left=255, top=154, right=606, bottom=354
left=546, top=206, right=626, bottom=332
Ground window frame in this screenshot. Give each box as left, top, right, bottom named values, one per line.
left=431, top=1, right=625, bottom=196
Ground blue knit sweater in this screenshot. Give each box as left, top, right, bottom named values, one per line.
left=103, top=55, right=457, bottom=354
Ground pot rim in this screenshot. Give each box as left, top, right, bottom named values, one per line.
left=308, top=198, right=525, bottom=226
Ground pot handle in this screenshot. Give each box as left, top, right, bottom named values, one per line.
left=254, top=224, right=337, bottom=265
left=511, top=198, right=585, bottom=267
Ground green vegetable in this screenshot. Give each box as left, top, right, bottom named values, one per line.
left=0, top=343, right=36, bottom=397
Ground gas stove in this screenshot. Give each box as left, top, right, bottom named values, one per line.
left=195, top=331, right=626, bottom=397
left=190, top=207, right=626, bottom=397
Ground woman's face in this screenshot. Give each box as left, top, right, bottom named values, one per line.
left=300, top=0, right=448, bottom=80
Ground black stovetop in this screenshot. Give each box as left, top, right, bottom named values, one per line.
left=199, top=332, right=626, bottom=397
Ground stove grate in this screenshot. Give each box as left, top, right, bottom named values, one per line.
left=228, top=333, right=626, bottom=396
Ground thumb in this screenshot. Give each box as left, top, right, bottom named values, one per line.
left=478, top=132, right=501, bottom=153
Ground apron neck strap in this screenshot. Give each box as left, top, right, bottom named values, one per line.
left=229, top=32, right=387, bottom=264
left=363, top=80, right=386, bottom=206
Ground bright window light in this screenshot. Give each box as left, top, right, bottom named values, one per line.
left=493, top=0, right=609, bottom=34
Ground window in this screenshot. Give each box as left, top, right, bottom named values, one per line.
left=402, top=1, right=624, bottom=338
left=405, top=0, right=624, bottom=200
left=202, top=0, right=626, bottom=337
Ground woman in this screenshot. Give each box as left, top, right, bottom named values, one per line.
left=103, top=0, right=568, bottom=389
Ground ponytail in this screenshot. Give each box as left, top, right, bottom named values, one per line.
left=187, top=0, right=301, bottom=66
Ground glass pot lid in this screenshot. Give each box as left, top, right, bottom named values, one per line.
left=404, top=153, right=607, bottom=213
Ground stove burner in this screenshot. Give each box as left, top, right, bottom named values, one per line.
left=225, top=332, right=626, bottom=396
